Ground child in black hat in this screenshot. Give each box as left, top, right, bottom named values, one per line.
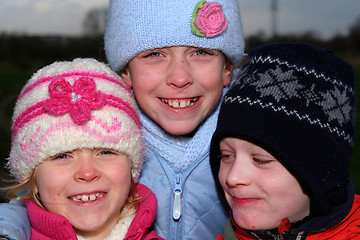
left=210, top=42, right=360, bottom=239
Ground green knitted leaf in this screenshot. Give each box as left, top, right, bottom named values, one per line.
left=191, top=0, right=206, bottom=37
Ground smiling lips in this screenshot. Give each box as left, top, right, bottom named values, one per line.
left=230, top=190, right=261, bottom=205
left=232, top=197, right=260, bottom=205
left=70, top=192, right=104, bottom=202
left=161, top=97, right=199, bottom=109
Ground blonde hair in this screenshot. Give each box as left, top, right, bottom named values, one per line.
left=1, top=170, right=37, bottom=204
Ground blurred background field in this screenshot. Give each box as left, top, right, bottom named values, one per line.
left=1, top=0, right=360, bottom=202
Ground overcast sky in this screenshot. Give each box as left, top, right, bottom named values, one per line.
left=0, top=0, right=359, bottom=39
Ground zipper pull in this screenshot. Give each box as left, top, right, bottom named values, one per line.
left=173, top=190, right=182, bottom=220
left=173, top=174, right=182, bottom=220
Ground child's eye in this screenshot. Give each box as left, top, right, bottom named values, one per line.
left=100, top=150, right=112, bottom=155
left=51, top=153, right=70, bottom=160
left=98, top=149, right=122, bottom=156
left=253, top=157, right=274, bottom=165
left=194, top=49, right=210, bottom=56
left=145, top=52, right=162, bottom=57
left=219, top=154, right=234, bottom=163
left=98, top=150, right=114, bottom=155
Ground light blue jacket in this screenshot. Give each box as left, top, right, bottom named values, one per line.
left=138, top=100, right=229, bottom=240
left=0, top=200, right=31, bottom=240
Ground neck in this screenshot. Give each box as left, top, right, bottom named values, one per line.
left=76, top=205, right=136, bottom=240
left=75, top=220, right=118, bottom=240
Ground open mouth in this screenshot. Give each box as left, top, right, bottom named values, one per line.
left=161, top=97, right=199, bottom=109
left=70, top=193, right=104, bottom=202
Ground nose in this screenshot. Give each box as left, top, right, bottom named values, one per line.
left=166, top=56, right=193, bottom=88
left=74, top=155, right=100, bottom=182
left=225, top=157, right=251, bottom=187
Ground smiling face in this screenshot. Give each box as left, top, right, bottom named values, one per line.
left=121, top=46, right=233, bottom=136
left=218, top=138, right=310, bottom=230
left=34, top=148, right=132, bottom=239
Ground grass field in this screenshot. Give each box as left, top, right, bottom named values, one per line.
left=0, top=65, right=360, bottom=202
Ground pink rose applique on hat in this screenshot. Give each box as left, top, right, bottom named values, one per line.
left=45, top=77, right=105, bottom=125
left=191, top=0, right=228, bottom=38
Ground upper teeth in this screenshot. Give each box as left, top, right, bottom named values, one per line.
left=162, top=97, right=199, bottom=108
left=71, top=193, right=103, bottom=202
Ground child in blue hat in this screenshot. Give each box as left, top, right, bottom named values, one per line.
left=0, top=1, right=245, bottom=239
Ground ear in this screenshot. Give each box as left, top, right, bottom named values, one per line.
left=223, top=62, right=233, bottom=87
left=120, top=68, right=133, bottom=87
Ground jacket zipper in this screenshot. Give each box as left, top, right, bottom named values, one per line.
left=173, top=174, right=182, bottom=220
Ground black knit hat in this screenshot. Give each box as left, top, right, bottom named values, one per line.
left=210, top=42, right=356, bottom=217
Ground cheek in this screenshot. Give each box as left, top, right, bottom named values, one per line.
left=112, top=173, right=131, bottom=189
left=36, top=175, right=64, bottom=205
left=261, top=169, right=307, bottom=205
left=199, top=74, right=225, bottom=109
left=194, top=59, right=226, bottom=83
left=107, top=165, right=132, bottom=189
left=278, top=177, right=309, bottom=205
left=218, top=167, right=232, bottom=202
left=218, top=166, right=228, bottom=188
left=197, top=69, right=224, bottom=89
left=258, top=177, right=291, bottom=200
left=35, top=165, right=69, bottom=202
left=130, top=65, right=163, bottom=89
left=131, top=74, right=160, bottom=100
left=132, top=81, right=151, bottom=96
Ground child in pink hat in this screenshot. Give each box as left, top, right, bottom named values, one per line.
left=4, top=58, right=163, bottom=240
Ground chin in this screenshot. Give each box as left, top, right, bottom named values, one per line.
left=160, top=118, right=204, bottom=136
left=163, top=125, right=198, bottom=136
left=233, top=214, right=275, bottom=231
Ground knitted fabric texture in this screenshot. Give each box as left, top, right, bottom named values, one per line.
left=210, top=42, right=356, bottom=216
left=104, top=0, right=245, bottom=72
left=8, top=58, right=144, bottom=182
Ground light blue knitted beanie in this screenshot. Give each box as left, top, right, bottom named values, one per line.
left=105, top=0, right=245, bottom=72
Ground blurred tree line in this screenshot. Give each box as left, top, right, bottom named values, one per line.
left=0, top=10, right=360, bottom=202
left=244, top=14, right=360, bottom=64
left=0, top=11, right=359, bottom=72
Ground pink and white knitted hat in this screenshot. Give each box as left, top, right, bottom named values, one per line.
left=8, top=58, right=143, bottom=182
